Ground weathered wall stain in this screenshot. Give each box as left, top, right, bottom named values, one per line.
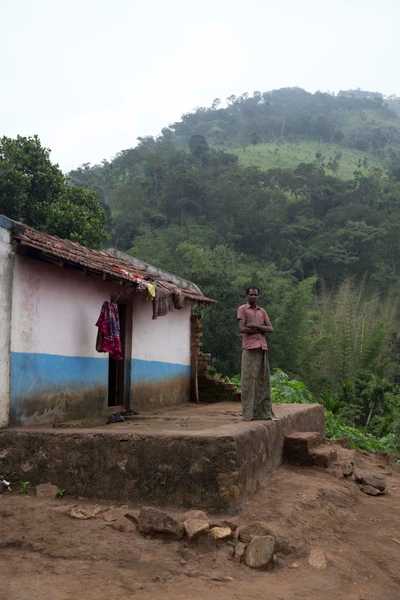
left=9, top=386, right=107, bottom=426
left=131, top=376, right=191, bottom=410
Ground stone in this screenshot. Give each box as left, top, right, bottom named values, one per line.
left=209, top=517, right=238, bottom=531
left=105, top=519, right=136, bottom=532
left=138, top=506, right=184, bottom=539
left=333, top=437, right=351, bottom=449
left=353, top=468, right=363, bottom=484
left=311, top=447, right=337, bottom=468
left=103, top=508, right=124, bottom=522
left=184, top=510, right=208, bottom=521
left=102, top=508, right=136, bottom=531
left=236, top=521, right=271, bottom=543
left=360, top=485, right=382, bottom=496
left=210, top=526, right=232, bottom=540
left=124, top=509, right=139, bottom=524
left=245, top=535, right=275, bottom=569
left=374, top=450, right=390, bottom=464
left=339, top=460, right=354, bottom=476
left=35, top=483, right=59, bottom=499
left=184, top=518, right=209, bottom=540
left=70, top=505, right=103, bottom=520
left=361, top=472, right=386, bottom=492
left=269, top=532, right=295, bottom=555
left=308, top=549, right=327, bottom=569
left=330, top=460, right=353, bottom=478
left=234, top=542, right=246, bottom=563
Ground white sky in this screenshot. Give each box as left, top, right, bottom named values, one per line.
left=1, top=0, right=399, bottom=172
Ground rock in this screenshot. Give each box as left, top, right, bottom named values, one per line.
left=236, top=521, right=271, bottom=543
left=361, top=472, right=386, bottom=492
left=330, top=460, right=353, bottom=479
left=102, top=508, right=137, bottom=531
left=184, top=510, right=208, bottom=521
left=308, top=549, right=327, bottom=569
left=103, top=508, right=124, bottom=522
left=374, top=450, right=390, bottom=464
left=234, top=542, right=246, bottom=563
left=70, top=505, right=103, bottom=520
left=106, top=519, right=136, bottom=532
left=208, top=517, right=239, bottom=531
left=245, top=535, right=275, bottom=569
left=138, top=506, right=184, bottom=539
left=236, top=521, right=292, bottom=554
left=124, top=509, right=139, bottom=524
left=35, top=483, right=59, bottom=500
left=184, top=518, right=209, bottom=540
left=333, top=437, right=351, bottom=449
left=338, top=460, right=354, bottom=476
left=360, top=485, right=382, bottom=496
left=353, top=468, right=363, bottom=484
left=210, top=527, right=232, bottom=540
left=211, top=576, right=233, bottom=582
left=270, top=532, right=295, bottom=556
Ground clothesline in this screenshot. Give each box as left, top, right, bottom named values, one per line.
left=111, top=268, right=185, bottom=318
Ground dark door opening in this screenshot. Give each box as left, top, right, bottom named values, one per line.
left=108, top=302, right=126, bottom=408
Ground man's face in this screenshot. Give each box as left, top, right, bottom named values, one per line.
left=247, top=288, right=259, bottom=306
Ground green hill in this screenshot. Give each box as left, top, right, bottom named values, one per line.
left=166, top=88, right=400, bottom=175
left=224, top=141, right=383, bottom=180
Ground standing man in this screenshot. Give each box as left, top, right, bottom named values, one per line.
left=237, top=285, right=278, bottom=421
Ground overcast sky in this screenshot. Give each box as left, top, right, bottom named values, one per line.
left=1, top=0, right=399, bottom=172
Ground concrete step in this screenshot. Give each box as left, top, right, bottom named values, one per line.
left=311, top=446, right=338, bottom=468
left=284, top=431, right=323, bottom=459
left=283, top=431, right=337, bottom=468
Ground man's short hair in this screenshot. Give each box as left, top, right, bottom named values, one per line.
left=246, top=285, right=260, bottom=295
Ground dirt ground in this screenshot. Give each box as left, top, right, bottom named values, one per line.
left=1, top=448, right=399, bottom=600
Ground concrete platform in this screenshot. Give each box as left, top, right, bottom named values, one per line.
left=0, top=402, right=325, bottom=513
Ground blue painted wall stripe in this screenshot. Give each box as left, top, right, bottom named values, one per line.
left=9, top=353, right=191, bottom=400
left=131, top=358, right=190, bottom=384
left=0, top=215, right=13, bottom=229
left=10, top=352, right=108, bottom=400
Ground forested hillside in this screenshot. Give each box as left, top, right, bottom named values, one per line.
left=69, top=89, right=400, bottom=448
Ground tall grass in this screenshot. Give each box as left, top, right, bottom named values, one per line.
left=310, top=277, right=398, bottom=391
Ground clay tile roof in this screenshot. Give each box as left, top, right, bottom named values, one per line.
left=11, top=221, right=216, bottom=305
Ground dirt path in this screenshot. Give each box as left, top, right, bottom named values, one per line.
left=1, top=449, right=399, bottom=600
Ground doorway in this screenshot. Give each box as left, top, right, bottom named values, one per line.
left=108, top=300, right=132, bottom=409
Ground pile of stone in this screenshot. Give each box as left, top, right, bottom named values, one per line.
left=355, top=471, right=387, bottom=496
left=138, top=507, right=294, bottom=570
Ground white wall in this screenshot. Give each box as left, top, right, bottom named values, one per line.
left=0, top=226, right=14, bottom=427
left=131, top=293, right=191, bottom=366
left=11, top=254, right=118, bottom=357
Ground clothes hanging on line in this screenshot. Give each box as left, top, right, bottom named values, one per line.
left=158, top=281, right=185, bottom=309
left=147, top=282, right=156, bottom=300
left=152, top=282, right=175, bottom=319
left=95, top=301, right=123, bottom=360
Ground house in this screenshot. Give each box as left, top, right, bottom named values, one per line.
left=0, top=214, right=217, bottom=427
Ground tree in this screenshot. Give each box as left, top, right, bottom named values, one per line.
left=250, top=132, right=260, bottom=149
left=0, top=135, right=107, bottom=248
left=188, top=134, right=209, bottom=160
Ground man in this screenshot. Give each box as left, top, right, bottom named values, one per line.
left=237, top=285, right=278, bottom=421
